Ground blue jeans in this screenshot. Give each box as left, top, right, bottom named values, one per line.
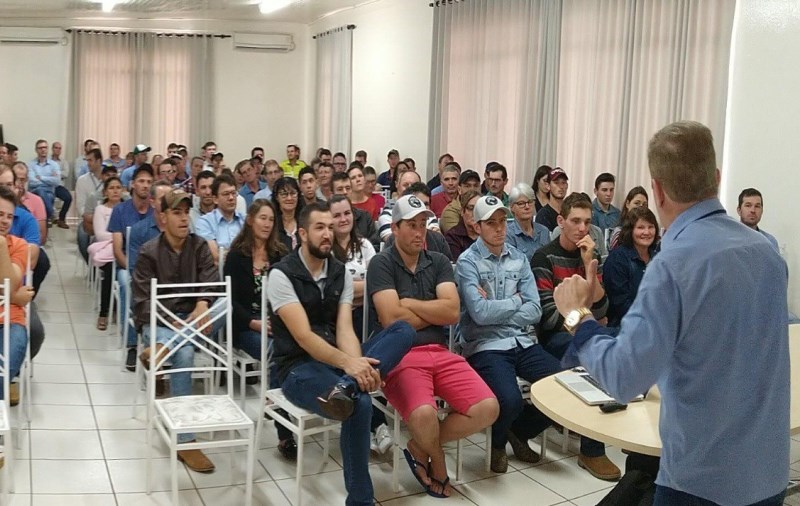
left=77, top=224, right=90, bottom=263
left=55, top=185, right=72, bottom=221
left=468, top=343, right=605, bottom=457
left=117, top=268, right=137, bottom=347
left=31, top=187, right=55, bottom=219
left=281, top=321, right=414, bottom=506
left=142, top=302, right=226, bottom=444
left=654, top=486, right=784, bottom=506
left=1, top=324, right=28, bottom=400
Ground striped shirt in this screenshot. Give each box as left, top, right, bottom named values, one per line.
left=530, top=238, right=608, bottom=341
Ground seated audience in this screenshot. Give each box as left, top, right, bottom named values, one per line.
left=120, top=144, right=151, bottom=188
left=737, top=187, right=779, bottom=250
left=440, top=169, right=481, bottom=233
left=532, top=165, right=551, bottom=212
left=386, top=184, right=452, bottom=261
left=272, top=177, right=301, bottom=251
left=237, top=158, right=266, bottom=207
left=531, top=193, right=609, bottom=360
left=108, top=164, right=155, bottom=370
left=255, top=159, right=285, bottom=202
left=430, top=162, right=460, bottom=217
left=428, top=153, right=454, bottom=194
left=388, top=159, right=414, bottom=200
left=297, top=167, right=321, bottom=207
left=347, top=164, right=380, bottom=220
left=268, top=201, right=414, bottom=505
left=505, top=182, right=550, bottom=261
left=180, top=156, right=204, bottom=194
left=29, top=139, right=71, bottom=229
left=484, top=163, right=510, bottom=205
left=87, top=176, right=124, bottom=330
left=376, top=149, right=400, bottom=188
left=127, top=181, right=174, bottom=278
left=603, top=206, right=660, bottom=328
left=223, top=198, right=299, bottom=459
left=361, top=166, right=385, bottom=211
left=591, top=172, right=621, bottom=231
left=313, top=161, right=334, bottom=201
left=332, top=152, right=348, bottom=173
left=608, top=186, right=649, bottom=249
left=444, top=190, right=480, bottom=260
left=551, top=193, right=609, bottom=260
left=279, top=144, right=307, bottom=178
left=535, top=167, right=569, bottom=231
left=354, top=150, right=367, bottom=165
left=75, top=149, right=105, bottom=260
left=188, top=170, right=216, bottom=232
left=331, top=172, right=380, bottom=248
left=157, top=158, right=180, bottom=188
left=13, top=163, right=47, bottom=245
left=368, top=195, right=499, bottom=498
left=103, top=142, right=126, bottom=170
left=457, top=195, right=617, bottom=479
left=196, top=173, right=245, bottom=263
left=377, top=171, right=439, bottom=242
left=133, top=189, right=223, bottom=473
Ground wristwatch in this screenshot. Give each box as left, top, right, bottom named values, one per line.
left=563, top=307, right=593, bottom=335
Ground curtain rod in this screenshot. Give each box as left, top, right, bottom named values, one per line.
left=312, top=24, right=356, bottom=40
left=429, top=0, right=467, bottom=6
left=66, top=28, right=230, bottom=38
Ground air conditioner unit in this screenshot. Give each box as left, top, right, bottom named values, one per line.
left=233, top=32, right=294, bottom=52
left=0, top=27, right=65, bottom=45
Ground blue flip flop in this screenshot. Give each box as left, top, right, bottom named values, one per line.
left=426, top=475, right=451, bottom=499
left=402, top=448, right=430, bottom=491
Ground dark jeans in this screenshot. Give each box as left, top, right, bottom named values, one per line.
left=654, top=486, right=785, bottom=506
left=29, top=302, right=45, bottom=359
left=55, top=185, right=72, bottom=221
left=540, top=331, right=574, bottom=361
left=281, top=321, right=414, bottom=506
left=77, top=224, right=90, bottom=263
left=99, top=263, right=113, bottom=317
left=469, top=343, right=606, bottom=457
left=32, top=249, right=50, bottom=297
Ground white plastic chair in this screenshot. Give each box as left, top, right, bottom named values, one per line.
left=253, top=274, right=341, bottom=506
left=112, top=226, right=132, bottom=347
left=18, top=248, right=33, bottom=426
left=145, top=276, right=254, bottom=506
left=0, top=278, right=16, bottom=501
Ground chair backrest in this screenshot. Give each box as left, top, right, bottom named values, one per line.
left=148, top=276, right=234, bottom=397
left=0, top=278, right=11, bottom=408
left=124, top=225, right=132, bottom=272
left=259, top=274, right=269, bottom=388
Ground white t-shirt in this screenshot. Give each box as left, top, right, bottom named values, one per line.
left=344, top=238, right=376, bottom=281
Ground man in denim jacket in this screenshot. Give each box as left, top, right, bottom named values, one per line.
left=456, top=195, right=620, bottom=480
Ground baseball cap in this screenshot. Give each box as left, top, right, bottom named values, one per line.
left=169, top=153, right=183, bottom=161
left=548, top=167, right=568, bottom=182
left=391, top=195, right=435, bottom=224
left=160, top=189, right=193, bottom=212
left=133, top=144, right=151, bottom=155
left=473, top=195, right=512, bottom=222
left=211, top=152, right=224, bottom=160
left=100, top=162, right=117, bottom=174
left=458, top=169, right=480, bottom=185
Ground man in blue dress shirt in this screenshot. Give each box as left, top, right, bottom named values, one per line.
left=28, top=139, right=72, bottom=229
left=736, top=188, right=779, bottom=251
left=553, top=121, right=789, bottom=506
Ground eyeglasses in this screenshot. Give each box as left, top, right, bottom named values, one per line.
left=278, top=191, right=298, bottom=198
left=513, top=200, right=534, bottom=208
left=219, top=190, right=238, bottom=198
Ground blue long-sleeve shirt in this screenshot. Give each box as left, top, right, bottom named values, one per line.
left=505, top=218, right=550, bottom=261
left=569, top=198, right=789, bottom=505
left=456, top=238, right=540, bottom=358
left=28, top=159, right=61, bottom=190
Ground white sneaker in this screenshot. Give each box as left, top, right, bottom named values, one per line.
left=369, top=432, right=379, bottom=453
left=374, top=423, right=393, bottom=454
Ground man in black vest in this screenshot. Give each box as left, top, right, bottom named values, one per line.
left=267, top=201, right=414, bottom=506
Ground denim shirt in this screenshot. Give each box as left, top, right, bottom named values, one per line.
left=505, top=218, right=550, bottom=261
left=28, top=159, right=61, bottom=190
left=570, top=198, right=789, bottom=505
left=591, top=198, right=621, bottom=230
left=455, top=238, right=541, bottom=358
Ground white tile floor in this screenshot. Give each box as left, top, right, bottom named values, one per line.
left=3, top=227, right=799, bottom=505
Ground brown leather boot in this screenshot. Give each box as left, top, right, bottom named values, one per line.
left=578, top=454, right=621, bottom=481
left=177, top=447, right=215, bottom=473
left=139, top=343, right=168, bottom=370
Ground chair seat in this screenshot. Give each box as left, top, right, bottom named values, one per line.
left=265, top=388, right=334, bottom=422
left=155, top=395, right=251, bottom=430
left=0, top=403, right=8, bottom=432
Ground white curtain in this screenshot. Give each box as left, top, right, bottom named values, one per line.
left=314, top=26, right=353, bottom=156
left=68, top=31, right=214, bottom=158
left=429, top=0, right=735, bottom=198
left=428, top=0, right=561, bottom=183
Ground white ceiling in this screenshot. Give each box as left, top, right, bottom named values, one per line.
left=0, top=0, right=369, bottom=24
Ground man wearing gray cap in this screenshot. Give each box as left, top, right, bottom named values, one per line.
left=368, top=195, right=499, bottom=498
left=456, top=196, right=619, bottom=479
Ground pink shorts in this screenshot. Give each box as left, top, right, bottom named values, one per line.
left=382, top=344, right=496, bottom=421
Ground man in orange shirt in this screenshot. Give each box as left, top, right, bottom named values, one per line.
left=0, top=185, right=30, bottom=400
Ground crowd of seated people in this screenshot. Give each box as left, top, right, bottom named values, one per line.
left=0, top=136, right=785, bottom=492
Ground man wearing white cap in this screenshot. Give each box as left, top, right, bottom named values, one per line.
left=120, top=144, right=151, bottom=188
left=367, top=195, right=499, bottom=498
left=456, top=196, right=620, bottom=479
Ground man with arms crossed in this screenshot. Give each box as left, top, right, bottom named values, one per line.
left=268, top=202, right=414, bottom=506
left=553, top=121, right=789, bottom=505
left=368, top=195, right=499, bottom=498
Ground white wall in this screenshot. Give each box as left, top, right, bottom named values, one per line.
left=722, top=0, right=800, bottom=315
left=309, top=0, right=434, bottom=178
left=0, top=18, right=309, bottom=164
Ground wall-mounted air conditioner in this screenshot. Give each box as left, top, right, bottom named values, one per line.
left=0, top=27, right=65, bottom=45
left=233, top=32, right=294, bottom=52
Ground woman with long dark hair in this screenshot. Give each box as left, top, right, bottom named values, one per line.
left=223, top=199, right=298, bottom=459
left=603, top=206, right=660, bottom=327
left=87, top=176, right=124, bottom=330
left=271, top=177, right=300, bottom=251
left=532, top=165, right=552, bottom=212
left=609, top=186, right=649, bottom=249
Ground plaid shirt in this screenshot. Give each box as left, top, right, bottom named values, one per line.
left=180, top=178, right=195, bottom=195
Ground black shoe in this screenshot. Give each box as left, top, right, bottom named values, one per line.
left=245, top=363, right=259, bottom=385
left=278, top=438, right=298, bottom=461
left=125, top=347, right=137, bottom=372
left=316, top=383, right=357, bottom=421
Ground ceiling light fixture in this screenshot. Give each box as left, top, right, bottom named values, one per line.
left=101, top=0, right=118, bottom=13
left=259, top=0, right=292, bottom=15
